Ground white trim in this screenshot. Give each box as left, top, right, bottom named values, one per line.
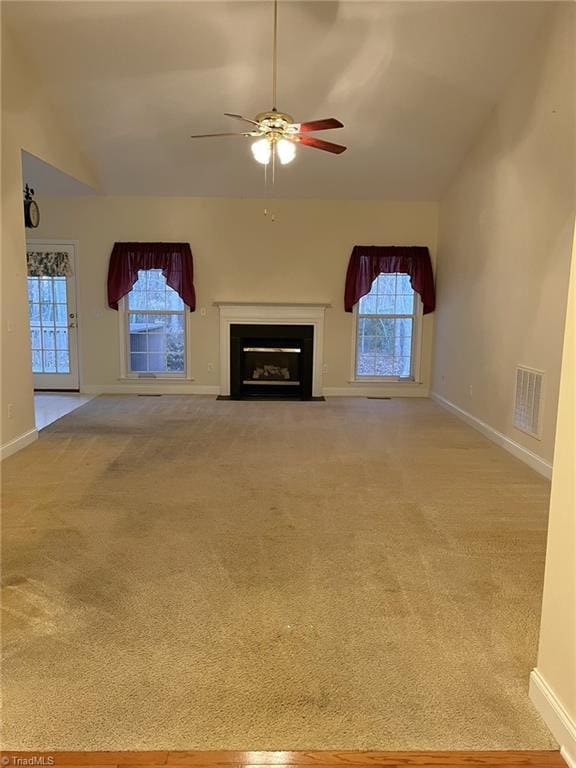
left=530, top=669, right=576, bottom=765
left=326, top=384, right=428, bottom=397
left=118, top=298, right=128, bottom=378
left=83, top=383, right=429, bottom=399
left=81, top=383, right=219, bottom=396
left=26, top=238, right=80, bottom=248
left=214, top=301, right=331, bottom=308
left=412, top=298, right=424, bottom=384
left=430, top=392, right=553, bottom=479
left=1, top=428, right=38, bottom=460
left=216, top=303, right=328, bottom=398
left=563, top=748, right=576, bottom=768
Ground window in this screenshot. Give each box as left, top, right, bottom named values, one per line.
left=124, top=269, right=187, bottom=376
left=354, top=273, right=418, bottom=379
left=28, top=276, right=70, bottom=373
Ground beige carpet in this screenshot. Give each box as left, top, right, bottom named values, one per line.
left=1, top=396, right=555, bottom=751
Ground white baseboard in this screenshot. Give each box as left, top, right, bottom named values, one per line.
left=325, top=385, right=429, bottom=398
left=81, top=383, right=220, bottom=396
left=430, top=392, right=552, bottom=479
left=1, top=428, right=38, bottom=460
left=83, top=383, right=429, bottom=399
left=530, top=668, right=576, bottom=766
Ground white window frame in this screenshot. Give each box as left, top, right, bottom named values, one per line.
left=350, top=274, right=423, bottom=384
left=118, top=273, right=192, bottom=381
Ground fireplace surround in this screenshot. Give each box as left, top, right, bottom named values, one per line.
left=216, top=302, right=329, bottom=398
left=230, top=324, right=314, bottom=400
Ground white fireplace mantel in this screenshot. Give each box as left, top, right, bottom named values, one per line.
left=216, top=302, right=330, bottom=397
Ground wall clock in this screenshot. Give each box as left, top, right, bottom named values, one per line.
left=24, top=184, right=40, bottom=228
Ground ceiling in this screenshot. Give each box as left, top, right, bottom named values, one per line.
left=21, top=151, right=97, bottom=196
left=5, top=1, right=551, bottom=199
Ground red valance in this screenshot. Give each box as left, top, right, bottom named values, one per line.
left=107, top=242, right=196, bottom=311
left=344, top=245, right=435, bottom=314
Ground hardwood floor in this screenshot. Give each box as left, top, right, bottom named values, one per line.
left=0, top=752, right=565, bottom=767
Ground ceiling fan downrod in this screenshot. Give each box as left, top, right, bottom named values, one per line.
left=272, top=0, right=278, bottom=111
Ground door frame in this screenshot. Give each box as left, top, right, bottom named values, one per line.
left=26, top=238, right=82, bottom=392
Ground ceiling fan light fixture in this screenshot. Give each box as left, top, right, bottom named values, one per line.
left=251, top=138, right=271, bottom=165
left=189, top=1, right=346, bottom=171
left=276, top=138, right=296, bottom=165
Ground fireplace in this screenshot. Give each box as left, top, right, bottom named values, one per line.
left=216, top=302, right=329, bottom=398
left=230, top=324, right=314, bottom=400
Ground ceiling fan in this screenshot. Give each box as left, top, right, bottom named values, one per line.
left=190, top=0, right=346, bottom=166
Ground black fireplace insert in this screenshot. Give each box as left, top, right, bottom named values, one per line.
left=230, top=324, right=314, bottom=400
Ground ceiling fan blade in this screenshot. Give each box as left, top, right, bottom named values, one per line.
left=296, top=135, right=347, bottom=154
left=190, top=132, right=253, bottom=139
left=224, top=113, right=261, bottom=126
left=294, top=118, right=344, bottom=132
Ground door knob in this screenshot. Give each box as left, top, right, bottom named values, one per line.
left=68, top=322, right=77, bottom=329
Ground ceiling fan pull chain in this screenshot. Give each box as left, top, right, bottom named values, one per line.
left=263, top=157, right=276, bottom=222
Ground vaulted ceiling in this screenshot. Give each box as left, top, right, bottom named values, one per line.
left=5, top=1, right=551, bottom=198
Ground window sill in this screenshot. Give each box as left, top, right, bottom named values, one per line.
left=118, top=376, right=195, bottom=383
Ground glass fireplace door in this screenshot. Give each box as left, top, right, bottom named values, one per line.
left=242, top=346, right=301, bottom=387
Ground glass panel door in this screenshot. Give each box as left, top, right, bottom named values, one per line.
left=27, top=243, right=79, bottom=390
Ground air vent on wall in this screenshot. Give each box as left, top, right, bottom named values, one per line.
left=514, top=366, right=544, bottom=439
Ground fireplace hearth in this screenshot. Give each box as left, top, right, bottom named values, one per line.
left=230, top=324, right=314, bottom=400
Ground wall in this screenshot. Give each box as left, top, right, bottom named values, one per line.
left=1, top=22, right=97, bottom=455
left=530, top=221, right=576, bottom=765
left=31, top=196, right=438, bottom=395
left=431, top=4, right=576, bottom=467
